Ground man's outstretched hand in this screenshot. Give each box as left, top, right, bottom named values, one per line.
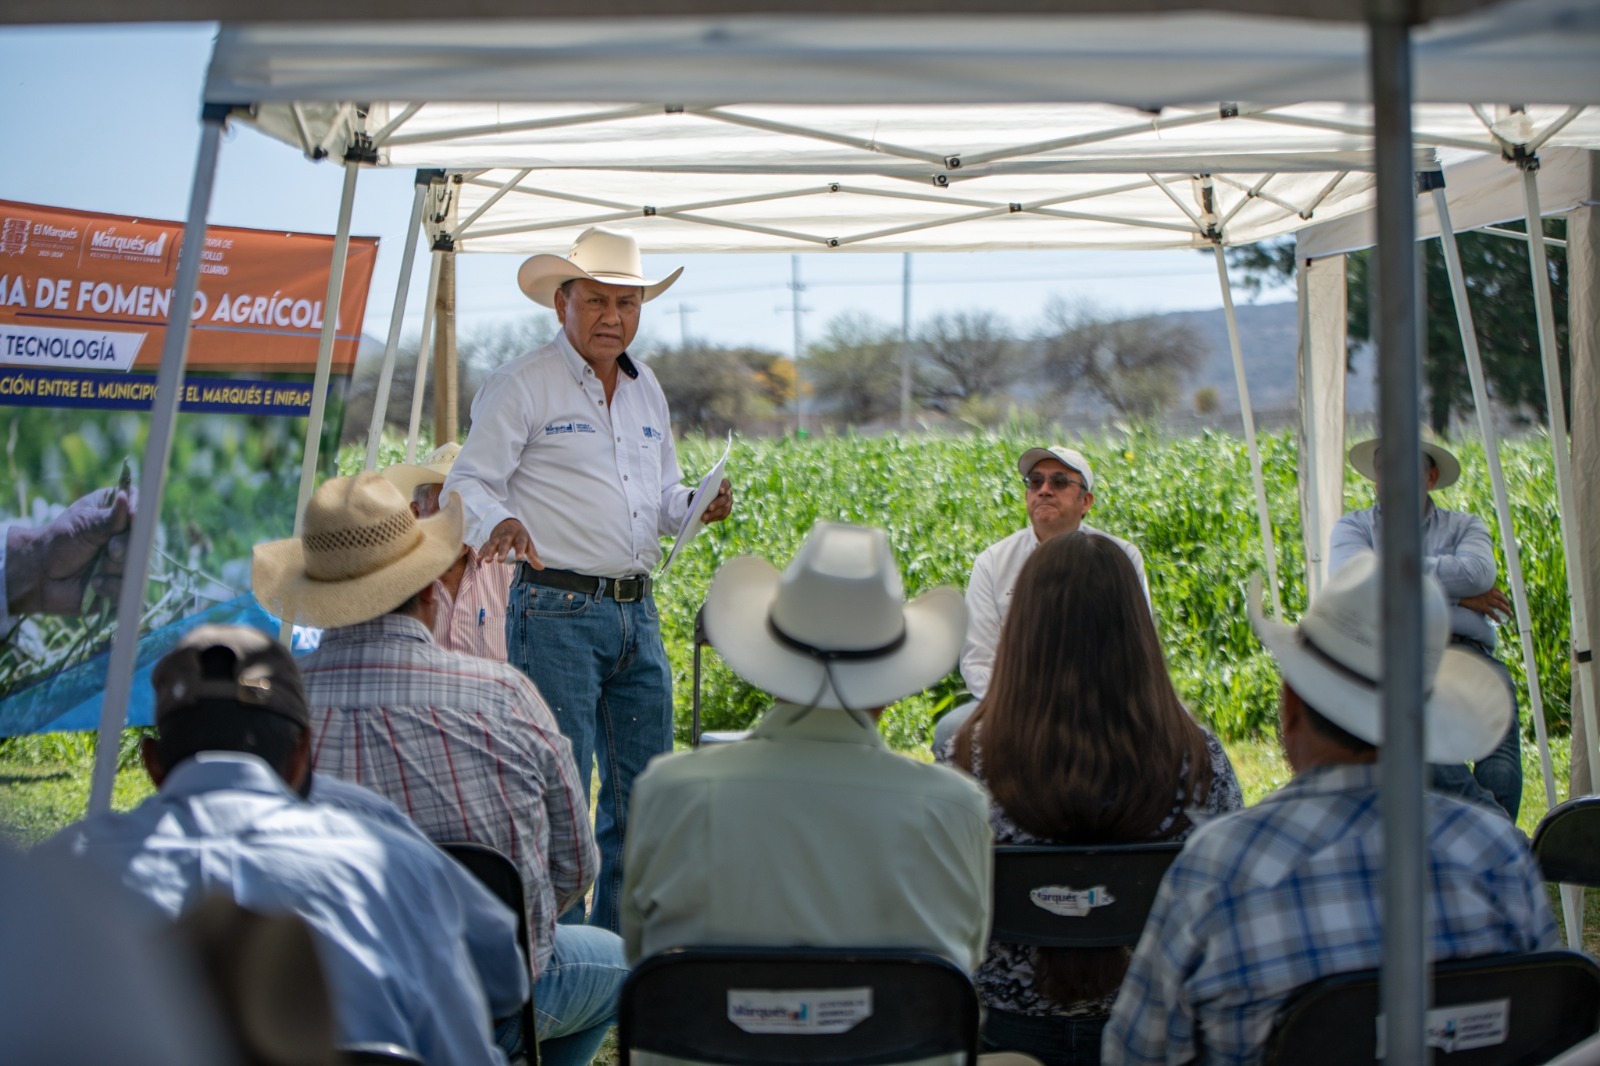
left=482, top=517, right=542, bottom=568
left=6, top=484, right=137, bottom=616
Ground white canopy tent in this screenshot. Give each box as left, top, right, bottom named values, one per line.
left=54, top=1, right=1600, bottom=1058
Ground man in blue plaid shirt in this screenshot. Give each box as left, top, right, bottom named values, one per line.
left=1103, top=554, right=1558, bottom=1065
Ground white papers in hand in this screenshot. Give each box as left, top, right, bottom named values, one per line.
left=659, top=432, right=732, bottom=576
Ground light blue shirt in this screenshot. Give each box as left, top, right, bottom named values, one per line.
left=1328, top=501, right=1499, bottom=651
left=46, top=752, right=524, bottom=1066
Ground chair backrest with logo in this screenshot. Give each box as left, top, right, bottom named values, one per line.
left=618, top=946, right=979, bottom=1065
left=990, top=843, right=1184, bottom=949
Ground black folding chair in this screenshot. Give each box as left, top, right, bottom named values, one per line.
left=618, top=946, right=980, bottom=1065
left=439, top=841, right=540, bottom=1066
left=1263, top=950, right=1600, bottom=1065
left=1532, top=795, right=1600, bottom=885
left=990, top=843, right=1184, bottom=948
left=336, top=1043, right=427, bottom=1065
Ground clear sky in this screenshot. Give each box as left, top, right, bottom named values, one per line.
left=0, top=23, right=1291, bottom=357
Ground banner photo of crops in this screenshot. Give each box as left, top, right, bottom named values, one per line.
left=0, top=206, right=377, bottom=737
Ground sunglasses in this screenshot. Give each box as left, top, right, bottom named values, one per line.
left=1023, top=472, right=1084, bottom=492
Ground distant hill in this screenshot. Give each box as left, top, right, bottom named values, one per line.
left=1056, top=301, right=1375, bottom=422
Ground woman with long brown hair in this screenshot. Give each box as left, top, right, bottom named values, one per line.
left=938, top=531, right=1242, bottom=1065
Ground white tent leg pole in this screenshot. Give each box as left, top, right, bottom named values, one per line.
left=1296, top=254, right=1348, bottom=599
left=280, top=157, right=361, bottom=645
left=1521, top=166, right=1600, bottom=806
left=363, top=173, right=430, bottom=471
left=1432, top=185, right=1574, bottom=944
left=1371, top=15, right=1428, bottom=1065
left=405, top=250, right=443, bottom=464
left=88, top=107, right=229, bottom=815
left=900, top=252, right=912, bottom=430
left=1213, top=244, right=1282, bottom=617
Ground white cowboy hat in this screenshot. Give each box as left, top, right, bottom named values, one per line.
left=380, top=442, right=462, bottom=497
left=252, top=473, right=463, bottom=629
left=516, top=226, right=684, bottom=309
left=1347, top=435, right=1461, bottom=490
left=1249, top=552, right=1510, bottom=762
left=1017, top=445, right=1096, bottom=493
left=701, top=522, right=967, bottom=711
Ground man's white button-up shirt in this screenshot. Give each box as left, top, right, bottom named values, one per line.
left=445, top=334, right=693, bottom=577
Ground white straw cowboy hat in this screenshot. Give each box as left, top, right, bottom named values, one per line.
left=516, top=226, right=684, bottom=309
left=701, top=522, right=966, bottom=711
left=1249, top=552, right=1510, bottom=762
left=1347, top=434, right=1461, bottom=490
left=380, top=442, right=462, bottom=497
left=252, top=473, right=464, bottom=629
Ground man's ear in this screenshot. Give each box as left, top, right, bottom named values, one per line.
left=409, top=500, right=421, bottom=519
left=141, top=735, right=166, bottom=789
left=553, top=285, right=569, bottom=325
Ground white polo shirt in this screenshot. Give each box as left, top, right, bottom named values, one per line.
left=444, top=334, right=692, bottom=578
left=960, top=523, right=1149, bottom=700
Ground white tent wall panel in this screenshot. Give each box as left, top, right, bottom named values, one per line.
left=1297, top=254, right=1348, bottom=598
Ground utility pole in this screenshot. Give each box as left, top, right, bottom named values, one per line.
left=790, top=255, right=808, bottom=434
left=900, top=252, right=913, bottom=429
left=672, top=303, right=696, bottom=349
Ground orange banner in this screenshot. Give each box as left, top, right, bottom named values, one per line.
left=0, top=199, right=378, bottom=374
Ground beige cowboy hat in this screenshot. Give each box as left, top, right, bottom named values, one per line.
left=1347, top=434, right=1461, bottom=490
left=702, top=521, right=966, bottom=711
left=380, top=442, right=462, bottom=497
left=516, top=226, right=684, bottom=309
left=1249, top=552, right=1510, bottom=762
left=252, top=472, right=463, bottom=629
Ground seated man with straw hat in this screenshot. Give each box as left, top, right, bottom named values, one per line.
left=253, top=473, right=624, bottom=1066
left=1103, top=554, right=1558, bottom=1066
left=1330, top=435, right=1523, bottom=820
left=622, top=521, right=993, bottom=974
left=383, top=442, right=516, bottom=661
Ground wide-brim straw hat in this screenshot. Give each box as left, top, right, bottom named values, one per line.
left=252, top=472, right=463, bottom=629
left=1249, top=552, right=1510, bottom=762
left=380, top=442, right=462, bottom=497
left=1348, top=435, right=1461, bottom=490
left=702, top=521, right=966, bottom=711
left=517, top=225, right=683, bottom=309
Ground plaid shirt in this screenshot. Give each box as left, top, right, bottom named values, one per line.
left=301, top=613, right=595, bottom=978
left=1103, top=763, right=1559, bottom=1066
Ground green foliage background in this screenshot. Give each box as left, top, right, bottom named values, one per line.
left=646, top=426, right=1569, bottom=749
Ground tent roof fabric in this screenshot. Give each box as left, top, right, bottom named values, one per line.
left=208, top=3, right=1600, bottom=108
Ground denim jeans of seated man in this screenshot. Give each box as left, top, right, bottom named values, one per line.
left=982, top=1007, right=1108, bottom=1066
left=508, top=580, right=673, bottom=933
left=1428, top=647, right=1523, bottom=822
left=497, top=924, right=627, bottom=1066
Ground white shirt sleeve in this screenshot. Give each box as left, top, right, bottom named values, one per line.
left=444, top=369, right=536, bottom=549
left=960, top=548, right=1001, bottom=700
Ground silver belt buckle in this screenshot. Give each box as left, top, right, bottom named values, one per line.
left=614, top=576, right=645, bottom=603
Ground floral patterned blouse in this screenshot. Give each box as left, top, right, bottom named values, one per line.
left=936, top=723, right=1244, bottom=1017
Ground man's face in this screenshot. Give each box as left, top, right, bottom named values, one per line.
left=1025, top=457, right=1094, bottom=539
left=1370, top=452, right=1440, bottom=506
left=554, top=277, right=643, bottom=365
left=411, top=483, right=443, bottom=520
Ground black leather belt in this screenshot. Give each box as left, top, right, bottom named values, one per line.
left=518, top=563, right=652, bottom=603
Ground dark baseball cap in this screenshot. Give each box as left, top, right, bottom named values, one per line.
left=152, top=625, right=309, bottom=729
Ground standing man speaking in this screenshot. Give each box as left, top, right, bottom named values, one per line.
left=446, top=226, right=733, bottom=932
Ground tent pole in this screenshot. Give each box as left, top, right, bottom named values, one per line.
left=1371, top=14, right=1428, bottom=1066
left=792, top=255, right=806, bottom=435
left=1213, top=244, right=1282, bottom=617
left=1295, top=253, right=1348, bottom=598
left=87, top=105, right=230, bottom=815
left=406, top=248, right=445, bottom=463
left=280, top=155, right=361, bottom=645
left=900, top=252, right=912, bottom=430
left=1431, top=183, right=1573, bottom=942
left=1519, top=164, right=1600, bottom=806
left=363, top=171, right=433, bottom=471
left=432, top=240, right=459, bottom=444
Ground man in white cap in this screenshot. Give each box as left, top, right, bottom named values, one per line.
left=253, top=474, right=623, bottom=1066
left=445, top=225, right=732, bottom=934
left=935, top=445, right=1146, bottom=750
left=1103, top=554, right=1558, bottom=1066
left=383, top=442, right=516, bottom=661
left=621, top=521, right=992, bottom=977
left=1330, top=436, right=1522, bottom=820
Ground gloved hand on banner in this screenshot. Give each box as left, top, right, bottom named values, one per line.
left=5, top=480, right=137, bottom=617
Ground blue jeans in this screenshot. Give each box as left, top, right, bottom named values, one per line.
left=982, top=1007, right=1108, bottom=1066
left=1429, top=643, right=1522, bottom=821
left=508, top=580, right=673, bottom=933
left=533, top=924, right=627, bottom=1066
